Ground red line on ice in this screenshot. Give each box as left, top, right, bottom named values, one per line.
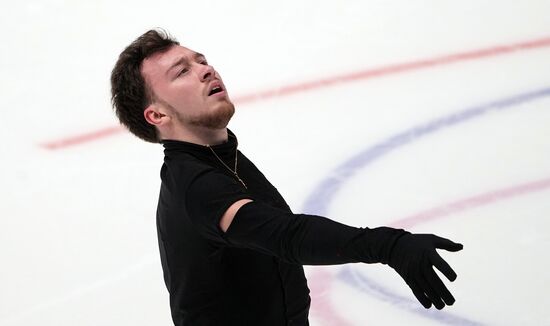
left=40, top=126, right=123, bottom=150
left=389, top=177, right=550, bottom=229
left=308, top=269, right=354, bottom=326
left=40, top=35, right=550, bottom=150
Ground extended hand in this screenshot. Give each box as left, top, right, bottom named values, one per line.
left=388, top=234, right=463, bottom=309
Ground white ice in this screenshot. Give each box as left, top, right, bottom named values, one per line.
left=1, top=1, right=549, bottom=325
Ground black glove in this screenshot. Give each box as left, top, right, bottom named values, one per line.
left=227, top=201, right=463, bottom=309
left=388, top=233, right=463, bottom=309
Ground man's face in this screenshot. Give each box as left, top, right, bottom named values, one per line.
left=141, top=45, right=234, bottom=129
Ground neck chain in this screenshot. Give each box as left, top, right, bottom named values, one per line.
left=206, top=144, right=248, bottom=189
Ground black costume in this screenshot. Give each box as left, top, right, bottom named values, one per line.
left=157, top=130, right=311, bottom=325
left=156, top=129, right=462, bottom=326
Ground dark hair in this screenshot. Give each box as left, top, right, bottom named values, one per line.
left=110, top=29, right=179, bottom=143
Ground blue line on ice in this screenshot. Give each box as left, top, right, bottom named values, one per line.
left=303, top=86, right=550, bottom=324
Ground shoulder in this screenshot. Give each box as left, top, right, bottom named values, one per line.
left=162, top=152, right=247, bottom=192
left=161, top=153, right=216, bottom=190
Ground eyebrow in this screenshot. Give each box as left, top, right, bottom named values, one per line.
left=166, top=52, right=206, bottom=76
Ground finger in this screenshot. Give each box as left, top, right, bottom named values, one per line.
left=431, top=251, right=458, bottom=282
left=423, top=263, right=455, bottom=305
left=418, top=273, right=445, bottom=310
left=433, top=236, right=463, bottom=252
left=408, top=280, right=432, bottom=309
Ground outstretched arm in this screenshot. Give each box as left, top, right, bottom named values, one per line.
left=221, top=199, right=463, bottom=310
left=185, top=169, right=462, bottom=310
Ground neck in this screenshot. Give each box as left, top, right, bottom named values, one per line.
left=162, top=125, right=229, bottom=146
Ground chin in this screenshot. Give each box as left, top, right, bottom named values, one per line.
left=193, top=102, right=235, bottom=129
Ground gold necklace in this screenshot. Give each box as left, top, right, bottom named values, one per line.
left=206, top=144, right=248, bottom=189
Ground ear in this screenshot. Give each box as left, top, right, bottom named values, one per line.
left=144, top=104, right=169, bottom=126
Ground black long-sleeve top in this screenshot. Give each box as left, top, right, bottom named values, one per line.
left=156, top=130, right=311, bottom=326
left=156, top=129, right=405, bottom=326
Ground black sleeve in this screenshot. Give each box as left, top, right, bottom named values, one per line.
left=185, top=168, right=406, bottom=264
left=185, top=167, right=253, bottom=245
left=224, top=200, right=407, bottom=265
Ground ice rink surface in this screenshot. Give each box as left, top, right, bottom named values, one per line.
left=1, top=1, right=549, bottom=325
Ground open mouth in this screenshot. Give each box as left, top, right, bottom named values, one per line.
left=208, top=86, right=223, bottom=96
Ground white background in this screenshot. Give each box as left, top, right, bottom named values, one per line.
left=1, top=1, right=549, bottom=325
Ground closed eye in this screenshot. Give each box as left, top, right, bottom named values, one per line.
left=177, top=67, right=189, bottom=76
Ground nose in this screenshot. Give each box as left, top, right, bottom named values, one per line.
left=199, top=64, right=215, bottom=82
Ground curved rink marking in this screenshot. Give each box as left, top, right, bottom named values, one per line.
left=305, top=87, right=550, bottom=325
left=337, top=176, right=550, bottom=326
left=40, top=35, right=550, bottom=150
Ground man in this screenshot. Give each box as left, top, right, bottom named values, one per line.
left=111, top=29, right=463, bottom=326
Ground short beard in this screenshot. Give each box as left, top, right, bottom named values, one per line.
left=176, top=102, right=235, bottom=129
